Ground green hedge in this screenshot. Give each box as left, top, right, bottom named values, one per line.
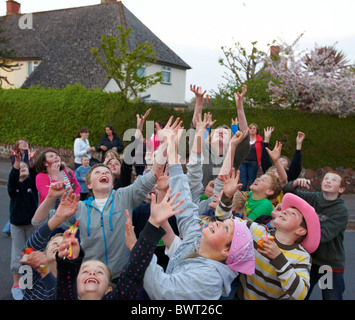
left=0, top=85, right=354, bottom=170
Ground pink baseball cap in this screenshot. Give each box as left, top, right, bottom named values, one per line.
left=281, top=193, right=321, bottom=254
left=226, top=219, right=255, bottom=275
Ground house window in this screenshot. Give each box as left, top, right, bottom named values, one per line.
left=161, top=65, right=171, bottom=84
left=27, top=61, right=39, bottom=76
left=137, top=64, right=145, bottom=78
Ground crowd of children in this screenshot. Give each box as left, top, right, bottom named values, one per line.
left=4, top=84, right=350, bottom=301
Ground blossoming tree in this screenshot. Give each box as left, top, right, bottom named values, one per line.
left=263, top=34, right=355, bottom=117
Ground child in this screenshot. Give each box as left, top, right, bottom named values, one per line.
left=74, top=155, right=91, bottom=200
left=55, top=189, right=183, bottom=300
left=8, top=151, right=38, bottom=300
left=283, top=171, right=349, bottom=300
left=142, top=121, right=255, bottom=300
left=214, top=187, right=321, bottom=300
left=244, top=172, right=282, bottom=222
left=20, top=185, right=79, bottom=300
left=237, top=192, right=321, bottom=300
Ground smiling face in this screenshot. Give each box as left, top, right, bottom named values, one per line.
left=18, top=140, right=29, bottom=152
left=250, top=174, right=275, bottom=198
left=44, top=151, right=61, bottom=167
left=77, top=260, right=110, bottom=300
left=201, top=218, right=235, bottom=254
left=86, top=165, right=114, bottom=198
left=321, top=172, right=345, bottom=196
left=273, top=207, right=307, bottom=236
left=107, top=159, right=121, bottom=178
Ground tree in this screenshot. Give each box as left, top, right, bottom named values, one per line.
left=0, top=26, right=20, bottom=88
left=91, top=25, right=163, bottom=100
left=210, top=40, right=270, bottom=108
left=263, top=34, right=355, bottom=117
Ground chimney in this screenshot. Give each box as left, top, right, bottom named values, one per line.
left=101, top=0, right=117, bottom=3
left=6, top=0, right=21, bottom=15
left=270, top=46, right=280, bottom=58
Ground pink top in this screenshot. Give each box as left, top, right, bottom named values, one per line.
left=36, top=168, right=81, bottom=204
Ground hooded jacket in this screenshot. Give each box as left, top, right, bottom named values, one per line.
left=143, top=164, right=238, bottom=300
left=58, top=171, right=157, bottom=279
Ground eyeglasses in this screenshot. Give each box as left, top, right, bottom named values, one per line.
left=19, top=141, right=29, bottom=145
left=19, top=164, right=28, bottom=169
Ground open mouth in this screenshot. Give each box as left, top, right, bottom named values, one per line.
left=99, top=176, right=109, bottom=183
left=209, top=224, right=216, bottom=233
left=84, top=277, right=99, bottom=284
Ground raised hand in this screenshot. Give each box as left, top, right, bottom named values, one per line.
left=234, top=84, right=247, bottom=110
left=57, top=229, right=80, bottom=260
left=230, top=129, right=250, bottom=148
left=53, top=189, right=80, bottom=221
left=265, top=140, right=282, bottom=163
left=125, top=210, right=137, bottom=251
left=221, top=168, right=243, bottom=199
left=149, top=189, right=184, bottom=228
left=136, top=108, right=151, bottom=133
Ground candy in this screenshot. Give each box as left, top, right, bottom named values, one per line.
left=68, top=221, right=79, bottom=259
left=21, top=246, right=34, bottom=262
left=199, top=219, right=209, bottom=229
left=257, top=225, right=275, bottom=250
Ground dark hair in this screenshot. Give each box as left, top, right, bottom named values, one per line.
left=74, top=127, right=89, bottom=139
left=105, top=124, right=115, bottom=133
left=35, top=148, right=65, bottom=173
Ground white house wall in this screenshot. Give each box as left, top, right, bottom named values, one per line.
left=103, top=63, right=186, bottom=104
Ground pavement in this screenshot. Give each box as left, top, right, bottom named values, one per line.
left=2, top=159, right=354, bottom=229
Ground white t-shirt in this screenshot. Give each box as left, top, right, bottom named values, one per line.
left=95, top=198, right=108, bottom=212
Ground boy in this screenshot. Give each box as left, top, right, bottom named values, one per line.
left=74, top=155, right=91, bottom=200
left=244, top=172, right=282, bottom=222
left=237, top=192, right=321, bottom=300
left=283, top=171, right=349, bottom=300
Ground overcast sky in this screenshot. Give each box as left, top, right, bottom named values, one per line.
left=1, top=0, right=354, bottom=101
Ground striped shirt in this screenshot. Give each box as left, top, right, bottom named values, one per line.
left=237, top=221, right=311, bottom=300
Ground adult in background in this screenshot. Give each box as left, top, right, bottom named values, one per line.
left=73, top=128, right=95, bottom=170
left=96, top=124, right=124, bottom=160
left=239, top=123, right=263, bottom=191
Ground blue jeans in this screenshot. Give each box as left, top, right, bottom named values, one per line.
left=240, top=161, right=259, bottom=191
left=305, top=264, right=345, bottom=300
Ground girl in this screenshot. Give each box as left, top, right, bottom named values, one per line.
left=35, top=149, right=81, bottom=207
